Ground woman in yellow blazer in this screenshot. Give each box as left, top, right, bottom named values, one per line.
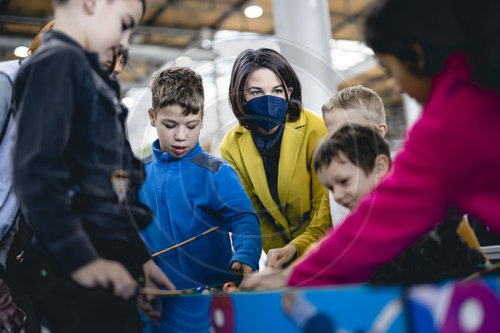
left=220, top=48, right=327, bottom=255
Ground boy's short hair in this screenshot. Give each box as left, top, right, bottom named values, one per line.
left=314, top=123, right=390, bottom=176
left=150, top=66, right=204, bottom=116
left=322, top=85, right=386, bottom=125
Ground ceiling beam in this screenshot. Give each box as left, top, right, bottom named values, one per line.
left=144, top=0, right=181, bottom=26
left=128, top=43, right=214, bottom=63
left=0, top=15, right=48, bottom=26
left=0, top=35, right=32, bottom=49
left=329, top=10, right=351, bottom=20
left=210, top=0, right=251, bottom=29
left=0, top=0, right=12, bottom=32
left=0, top=34, right=214, bottom=61
left=133, top=25, right=199, bottom=38
left=330, top=5, right=370, bottom=33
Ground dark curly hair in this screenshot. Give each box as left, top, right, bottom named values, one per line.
left=314, top=124, right=390, bottom=176
left=364, top=0, right=467, bottom=77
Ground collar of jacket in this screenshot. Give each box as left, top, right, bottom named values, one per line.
left=42, top=31, right=121, bottom=96
left=233, top=110, right=308, bottom=237
left=152, top=139, right=202, bottom=164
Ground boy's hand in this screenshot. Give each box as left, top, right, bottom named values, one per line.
left=267, top=245, right=297, bottom=269
left=239, top=267, right=291, bottom=291
left=0, top=278, right=25, bottom=333
left=231, top=261, right=254, bottom=281
left=138, top=260, right=175, bottom=323
left=70, top=258, right=137, bottom=299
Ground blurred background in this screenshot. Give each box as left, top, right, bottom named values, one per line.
left=0, top=0, right=422, bottom=156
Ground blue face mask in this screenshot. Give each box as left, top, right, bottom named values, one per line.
left=243, top=95, right=289, bottom=131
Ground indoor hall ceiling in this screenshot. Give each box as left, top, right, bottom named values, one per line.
left=0, top=0, right=388, bottom=91
left=0, top=0, right=403, bottom=141
left=1, top=0, right=372, bottom=54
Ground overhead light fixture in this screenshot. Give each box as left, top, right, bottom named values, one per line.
left=14, top=46, right=29, bottom=58
left=201, top=39, right=212, bottom=50
left=199, top=27, right=213, bottom=49
left=244, top=5, right=263, bottom=19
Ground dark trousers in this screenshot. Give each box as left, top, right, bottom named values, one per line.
left=12, top=235, right=145, bottom=333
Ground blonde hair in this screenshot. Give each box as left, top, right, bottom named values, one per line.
left=322, top=85, right=386, bottom=125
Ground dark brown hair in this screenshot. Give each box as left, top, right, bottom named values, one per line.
left=228, top=48, right=302, bottom=128
left=364, top=0, right=466, bottom=76
left=150, top=67, right=204, bottom=116
left=314, top=124, right=390, bottom=176
left=108, top=48, right=129, bottom=75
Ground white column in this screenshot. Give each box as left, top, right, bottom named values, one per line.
left=272, top=0, right=339, bottom=113
left=403, top=94, right=422, bottom=131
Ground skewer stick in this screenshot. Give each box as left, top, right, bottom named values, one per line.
left=460, top=262, right=500, bottom=283
left=140, top=287, right=194, bottom=296
left=152, top=226, right=220, bottom=257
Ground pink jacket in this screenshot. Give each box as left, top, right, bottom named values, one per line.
left=289, top=53, right=500, bottom=286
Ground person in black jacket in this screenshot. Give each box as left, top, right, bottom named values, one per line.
left=11, top=0, right=174, bottom=332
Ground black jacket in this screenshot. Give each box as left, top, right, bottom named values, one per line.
left=12, top=31, right=151, bottom=274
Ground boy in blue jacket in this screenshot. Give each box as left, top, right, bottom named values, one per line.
left=141, top=67, right=262, bottom=290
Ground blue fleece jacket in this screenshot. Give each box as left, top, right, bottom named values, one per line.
left=140, top=140, right=262, bottom=289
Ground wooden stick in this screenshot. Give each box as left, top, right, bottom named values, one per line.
left=152, top=226, right=220, bottom=257
left=140, top=288, right=195, bottom=297
left=460, top=262, right=500, bottom=283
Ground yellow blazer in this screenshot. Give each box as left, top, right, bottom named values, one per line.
left=290, top=191, right=332, bottom=256
left=220, top=109, right=327, bottom=252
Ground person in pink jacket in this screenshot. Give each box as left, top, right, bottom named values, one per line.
left=241, top=0, right=500, bottom=289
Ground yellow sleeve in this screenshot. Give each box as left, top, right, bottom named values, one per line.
left=289, top=191, right=332, bottom=256
left=220, top=143, right=261, bottom=216
left=220, top=140, right=277, bottom=251
left=307, top=113, right=328, bottom=224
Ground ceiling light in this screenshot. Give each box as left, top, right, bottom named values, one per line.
left=244, top=5, right=263, bottom=19
left=201, top=39, right=212, bottom=50
left=14, top=46, right=29, bottom=58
